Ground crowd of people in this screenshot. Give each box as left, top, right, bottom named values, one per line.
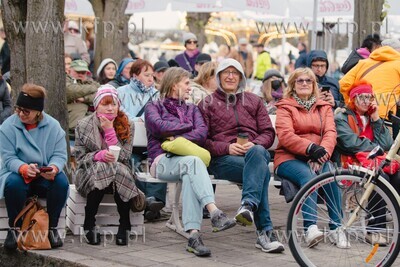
left=1, top=29, right=400, bottom=258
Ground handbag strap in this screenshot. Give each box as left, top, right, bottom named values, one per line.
left=13, top=197, right=38, bottom=227
left=135, top=91, right=158, bottom=118
left=360, top=61, right=384, bottom=80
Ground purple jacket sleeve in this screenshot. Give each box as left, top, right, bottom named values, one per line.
left=180, top=106, right=208, bottom=146
left=252, top=98, right=276, bottom=149
left=145, top=102, right=193, bottom=138
left=198, top=99, right=230, bottom=156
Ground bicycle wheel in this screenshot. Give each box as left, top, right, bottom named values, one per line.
left=287, top=170, right=400, bottom=267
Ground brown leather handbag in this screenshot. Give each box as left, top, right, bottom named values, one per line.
left=130, top=188, right=146, bottom=212
left=14, top=196, right=51, bottom=250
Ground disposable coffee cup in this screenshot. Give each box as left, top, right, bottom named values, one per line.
left=108, top=145, right=121, bottom=161
left=236, top=133, right=249, bottom=145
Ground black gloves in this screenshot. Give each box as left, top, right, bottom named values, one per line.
left=308, top=144, right=328, bottom=161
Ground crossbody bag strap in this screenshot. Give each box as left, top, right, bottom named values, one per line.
left=359, top=61, right=384, bottom=80
left=135, top=91, right=158, bottom=118
left=182, top=53, right=194, bottom=73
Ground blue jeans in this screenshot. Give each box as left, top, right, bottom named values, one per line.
left=277, top=160, right=342, bottom=230
left=208, top=145, right=273, bottom=231
left=132, top=152, right=167, bottom=204
left=156, top=155, right=214, bottom=231
left=4, top=172, right=69, bottom=228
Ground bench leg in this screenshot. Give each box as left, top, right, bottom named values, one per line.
left=166, top=183, right=190, bottom=239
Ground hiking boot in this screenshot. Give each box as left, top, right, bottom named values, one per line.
left=305, top=225, right=324, bottom=248
left=235, top=204, right=254, bottom=226
left=255, top=230, right=285, bottom=253
left=85, top=229, right=101, bottom=245
left=146, top=197, right=164, bottom=213
left=4, top=228, right=18, bottom=250
left=328, top=228, right=351, bottom=249
left=210, top=209, right=236, bottom=232
left=48, top=228, right=63, bottom=248
left=186, top=232, right=211, bottom=257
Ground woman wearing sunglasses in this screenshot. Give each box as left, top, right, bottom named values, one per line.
left=274, top=68, right=349, bottom=249
left=0, top=83, right=69, bottom=250
left=174, top=32, right=200, bottom=76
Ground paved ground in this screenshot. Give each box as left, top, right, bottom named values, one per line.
left=1, top=184, right=298, bottom=266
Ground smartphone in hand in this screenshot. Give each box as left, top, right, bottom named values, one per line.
left=321, top=86, right=330, bottom=93
left=39, top=167, right=53, bottom=173
left=367, top=105, right=377, bottom=116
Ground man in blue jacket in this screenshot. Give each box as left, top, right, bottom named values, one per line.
left=307, top=50, right=344, bottom=108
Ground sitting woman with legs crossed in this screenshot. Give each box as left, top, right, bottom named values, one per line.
left=145, top=67, right=236, bottom=257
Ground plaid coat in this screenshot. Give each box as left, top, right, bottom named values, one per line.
left=74, top=113, right=138, bottom=202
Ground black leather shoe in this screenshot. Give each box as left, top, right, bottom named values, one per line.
left=4, top=228, right=18, bottom=250
left=116, top=225, right=129, bottom=246
left=85, top=229, right=101, bottom=245
left=144, top=210, right=161, bottom=221
left=146, top=197, right=164, bottom=213
left=48, top=228, right=63, bottom=248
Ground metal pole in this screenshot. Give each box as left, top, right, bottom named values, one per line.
left=311, top=0, right=318, bottom=50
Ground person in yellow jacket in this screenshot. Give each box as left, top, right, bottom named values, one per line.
left=339, top=40, right=400, bottom=120
left=254, top=43, right=272, bottom=80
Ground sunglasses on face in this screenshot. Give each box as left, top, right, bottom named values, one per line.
left=15, top=106, right=32, bottom=116
left=186, top=40, right=198, bottom=45
left=295, top=79, right=313, bottom=85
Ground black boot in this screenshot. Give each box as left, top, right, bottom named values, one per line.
left=115, top=192, right=131, bottom=246
left=4, top=228, right=18, bottom=250
left=48, top=228, right=63, bottom=248
left=85, top=229, right=101, bottom=245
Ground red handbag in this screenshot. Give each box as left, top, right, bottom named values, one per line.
left=354, top=151, right=400, bottom=175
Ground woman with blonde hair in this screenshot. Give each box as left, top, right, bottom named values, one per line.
left=145, top=67, right=236, bottom=257
left=274, top=67, right=349, bottom=249
left=189, top=62, right=218, bottom=105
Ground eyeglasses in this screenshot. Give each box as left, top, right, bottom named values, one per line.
left=15, top=106, right=32, bottom=116
left=311, top=64, right=327, bottom=69
left=295, top=79, right=313, bottom=85
left=186, top=40, right=198, bottom=44
left=356, top=95, right=375, bottom=102
left=220, top=70, right=241, bottom=78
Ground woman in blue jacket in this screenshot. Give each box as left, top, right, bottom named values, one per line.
left=0, top=84, right=69, bottom=250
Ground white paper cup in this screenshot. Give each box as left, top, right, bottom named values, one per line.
left=108, top=145, right=121, bottom=161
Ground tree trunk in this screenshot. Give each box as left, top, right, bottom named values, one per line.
left=186, top=12, right=211, bottom=51
left=90, top=0, right=129, bottom=73
left=1, top=0, right=28, bottom=100
left=353, top=0, right=384, bottom=49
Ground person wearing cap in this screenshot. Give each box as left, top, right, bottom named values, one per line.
left=189, top=61, right=218, bottom=105
left=96, top=58, right=117, bottom=85
left=175, top=32, right=200, bottom=75
left=275, top=67, right=348, bottom=249
left=307, top=50, right=343, bottom=108
left=0, top=83, right=69, bottom=250
left=153, top=61, right=170, bottom=90
left=334, top=81, right=398, bottom=246
left=198, top=58, right=284, bottom=254
left=74, top=84, right=140, bottom=246
left=232, top=38, right=254, bottom=78
left=254, top=44, right=272, bottom=81
left=261, top=69, right=285, bottom=114
left=64, top=20, right=90, bottom=64
left=340, top=38, right=400, bottom=135
left=193, top=53, right=212, bottom=78
left=109, top=58, right=135, bottom=89
left=66, top=59, right=100, bottom=142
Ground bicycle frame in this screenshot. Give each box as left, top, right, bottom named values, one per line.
left=346, top=116, right=400, bottom=227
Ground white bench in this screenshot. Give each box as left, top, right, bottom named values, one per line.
left=0, top=198, right=66, bottom=240
left=134, top=115, right=281, bottom=239
left=66, top=185, right=144, bottom=239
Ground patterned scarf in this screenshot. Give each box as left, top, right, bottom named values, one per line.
left=293, top=93, right=316, bottom=111
left=132, top=78, right=154, bottom=93
left=163, top=97, right=189, bottom=124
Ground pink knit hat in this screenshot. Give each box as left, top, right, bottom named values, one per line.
left=93, top=84, right=120, bottom=108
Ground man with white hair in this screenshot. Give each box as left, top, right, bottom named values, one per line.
left=64, top=20, right=90, bottom=64
left=198, top=58, right=285, bottom=254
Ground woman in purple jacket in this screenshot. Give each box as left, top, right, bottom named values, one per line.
left=145, top=67, right=236, bottom=257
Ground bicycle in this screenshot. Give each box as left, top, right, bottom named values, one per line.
left=287, top=121, right=400, bottom=266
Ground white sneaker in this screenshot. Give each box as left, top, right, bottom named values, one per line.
left=329, top=228, right=351, bottom=249
left=305, top=225, right=324, bottom=248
